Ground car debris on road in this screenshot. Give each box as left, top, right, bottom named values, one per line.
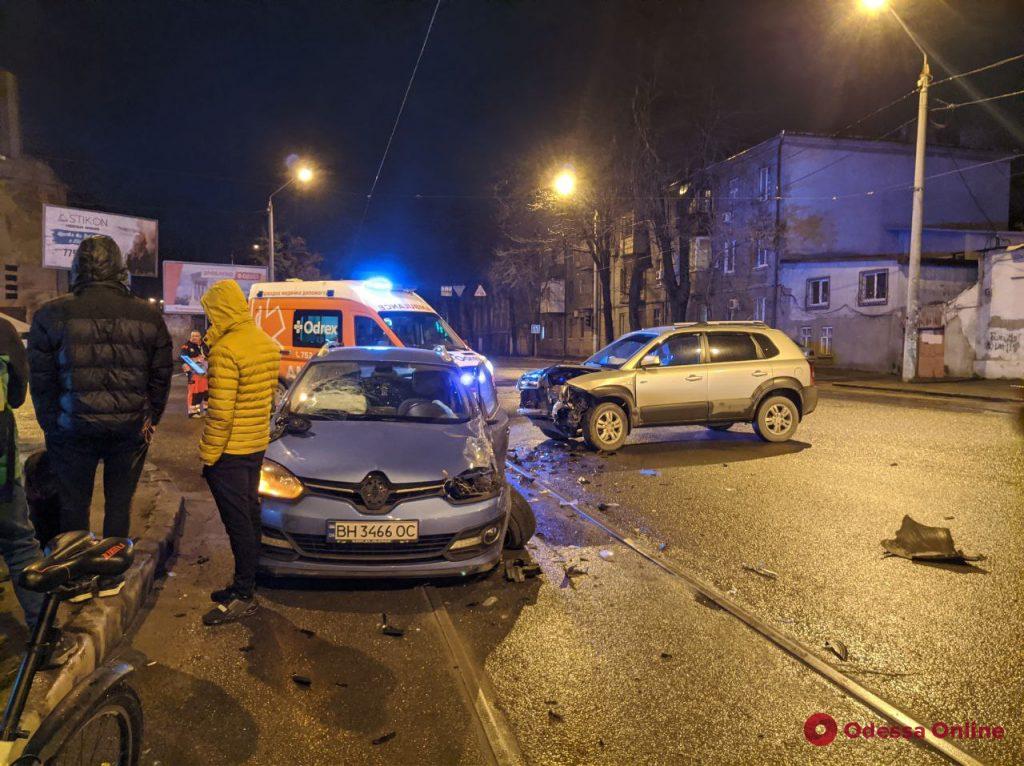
left=881, top=515, right=984, bottom=562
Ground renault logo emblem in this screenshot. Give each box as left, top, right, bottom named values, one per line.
left=358, top=472, right=391, bottom=511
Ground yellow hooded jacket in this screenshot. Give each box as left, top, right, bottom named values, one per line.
left=199, top=280, right=280, bottom=465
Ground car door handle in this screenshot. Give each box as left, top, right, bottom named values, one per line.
left=752, top=370, right=768, bottom=377
left=685, top=374, right=702, bottom=382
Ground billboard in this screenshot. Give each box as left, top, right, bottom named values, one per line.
left=43, top=204, right=159, bottom=276
left=163, top=261, right=269, bottom=315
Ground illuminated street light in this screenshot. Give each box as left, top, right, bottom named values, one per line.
left=859, top=0, right=886, bottom=14
left=552, top=168, right=576, bottom=198
left=252, top=243, right=260, bottom=251
left=268, top=160, right=316, bottom=281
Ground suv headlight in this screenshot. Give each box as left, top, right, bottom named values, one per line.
left=445, top=467, right=500, bottom=503
left=259, top=459, right=305, bottom=500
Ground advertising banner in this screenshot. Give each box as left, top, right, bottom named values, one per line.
left=163, top=261, right=269, bottom=315
left=43, top=204, right=159, bottom=276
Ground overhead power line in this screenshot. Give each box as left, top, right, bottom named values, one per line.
left=931, top=52, right=1024, bottom=88
left=351, top=0, right=443, bottom=247
left=932, top=88, right=1024, bottom=112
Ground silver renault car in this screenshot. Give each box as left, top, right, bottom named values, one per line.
left=257, top=346, right=534, bottom=578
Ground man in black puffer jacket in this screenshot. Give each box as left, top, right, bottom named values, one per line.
left=28, top=235, right=173, bottom=541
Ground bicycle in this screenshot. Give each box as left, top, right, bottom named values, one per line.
left=0, top=531, right=142, bottom=766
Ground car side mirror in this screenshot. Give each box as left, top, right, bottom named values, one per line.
left=271, top=413, right=313, bottom=441
left=639, top=354, right=661, bottom=369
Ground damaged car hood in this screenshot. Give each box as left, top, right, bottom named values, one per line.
left=266, top=420, right=480, bottom=484
left=518, top=363, right=603, bottom=389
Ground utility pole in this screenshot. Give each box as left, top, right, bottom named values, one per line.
left=592, top=210, right=600, bottom=353
left=901, top=54, right=930, bottom=382
left=267, top=198, right=276, bottom=282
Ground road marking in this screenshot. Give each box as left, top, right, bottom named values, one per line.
left=507, top=462, right=986, bottom=766
left=420, top=586, right=526, bottom=766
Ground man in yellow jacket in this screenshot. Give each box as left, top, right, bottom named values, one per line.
left=198, top=279, right=279, bottom=626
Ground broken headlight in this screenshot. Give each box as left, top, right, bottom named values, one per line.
left=445, top=467, right=501, bottom=503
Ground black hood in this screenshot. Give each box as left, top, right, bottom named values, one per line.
left=71, top=235, right=130, bottom=292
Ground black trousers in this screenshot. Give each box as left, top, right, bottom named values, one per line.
left=47, top=435, right=149, bottom=539
left=204, top=451, right=263, bottom=597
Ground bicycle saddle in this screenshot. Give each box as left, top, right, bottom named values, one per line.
left=20, top=531, right=135, bottom=594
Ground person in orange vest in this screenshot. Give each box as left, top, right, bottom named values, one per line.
left=180, top=330, right=210, bottom=417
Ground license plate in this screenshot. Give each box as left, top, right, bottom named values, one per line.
left=327, top=520, right=419, bottom=543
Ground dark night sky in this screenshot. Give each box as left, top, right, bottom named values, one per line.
left=2, top=0, right=1023, bottom=289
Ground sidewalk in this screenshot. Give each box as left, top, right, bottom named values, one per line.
left=827, top=375, right=1022, bottom=403
left=0, top=402, right=185, bottom=739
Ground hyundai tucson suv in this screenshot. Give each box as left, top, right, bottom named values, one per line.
left=258, top=346, right=535, bottom=578
left=517, top=321, right=817, bottom=451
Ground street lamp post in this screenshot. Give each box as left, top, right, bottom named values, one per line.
left=863, top=0, right=931, bottom=381
left=267, top=164, right=314, bottom=282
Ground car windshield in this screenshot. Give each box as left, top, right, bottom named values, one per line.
left=585, top=332, right=657, bottom=369
left=379, top=311, right=467, bottom=351
left=287, top=361, right=471, bottom=423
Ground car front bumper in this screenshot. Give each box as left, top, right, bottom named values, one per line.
left=258, top=485, right=510, bottom=579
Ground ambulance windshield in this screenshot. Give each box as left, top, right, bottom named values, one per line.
left=380, top=311, right=466, bottom=351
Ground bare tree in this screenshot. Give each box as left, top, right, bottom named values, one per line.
left=252, top=232, right=324, bottom=281
left=629, top=78, right=728, bottom=323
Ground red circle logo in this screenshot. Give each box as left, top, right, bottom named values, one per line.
left=804, top=713, right=838, bottom=746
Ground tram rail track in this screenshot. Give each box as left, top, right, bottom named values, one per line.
left=506, top=461, right=986, bottom=766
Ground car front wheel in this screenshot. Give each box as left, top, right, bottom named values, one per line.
left=753, top=395, right=799, bottom=442
left=582, top=402, right=629, bottom=452
left=505, top=488, right=536, bottom=549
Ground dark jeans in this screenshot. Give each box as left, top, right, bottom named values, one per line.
left=46, top=434, right=149, bottom=539
left=204, top=452, right=263, bottom=597
left=0, top=482, right=44, bottom=626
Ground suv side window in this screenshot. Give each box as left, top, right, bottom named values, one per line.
left=355, top=316, right=392, bottom=346
left=655, top=333, right=702, bottom=367
left=751, top=333, right=780, bottom=359
left=707, top=332, right=758, bottom=363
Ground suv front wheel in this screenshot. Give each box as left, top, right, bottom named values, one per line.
left=582, top=401, right=629, bottom=452
left=753, top=395, right=799, bottom=442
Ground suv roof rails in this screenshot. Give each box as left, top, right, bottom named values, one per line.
left=673, top=320, right=769, bottom=328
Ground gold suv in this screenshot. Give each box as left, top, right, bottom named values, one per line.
left=516, top=321, right=817, bottom=452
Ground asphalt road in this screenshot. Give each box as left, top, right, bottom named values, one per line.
left=121, top=374, right=1022, bottom=765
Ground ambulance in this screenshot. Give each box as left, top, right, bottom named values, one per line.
left=248, top=278, right=486, bottom=393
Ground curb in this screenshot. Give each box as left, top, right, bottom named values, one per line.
left=17, top=464, right=186, bottom=737
left=830, top=381, right=1021, bottom=404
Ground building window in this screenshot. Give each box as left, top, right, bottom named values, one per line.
left=699, top=304, right=709, bottom=322
left=722, top=210, right=732, bottom=224
left=859, top=268, right=888, bottom=305
left=806, top=277, right=830, bottom=309
left=722, top=241, right=736, bottom=274
left=799, top=326, right=812, bottom=348
left=728, top=177, right=739, bottom=199
left=758, top=166, right=771, bottom=201
left=820, top=326, right=833, bottom=356
left=754, top=296, right=767, bottom=322
left=652, top=305, right=662, bottom=326
left=755, top=242, right=770, bottom=269
left=4, top=265, right=17, bottom=301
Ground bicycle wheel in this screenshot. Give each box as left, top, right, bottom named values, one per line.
left=46, top=683, right=142, bottom=766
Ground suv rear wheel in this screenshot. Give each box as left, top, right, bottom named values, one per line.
left=753, top=395, right=799, bottom=442
left=582, top=401, right=628, bottom=452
